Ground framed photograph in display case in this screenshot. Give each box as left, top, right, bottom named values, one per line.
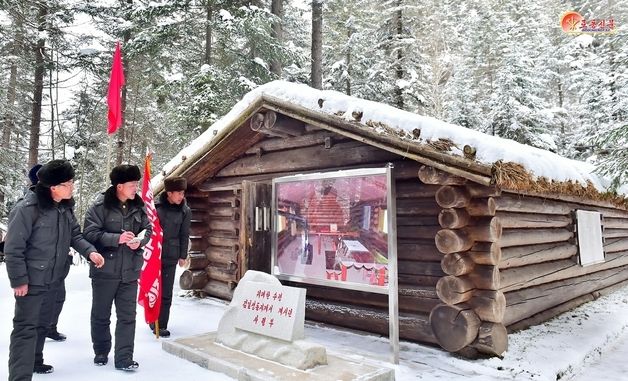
left=271, top=167, right=397, bottom=294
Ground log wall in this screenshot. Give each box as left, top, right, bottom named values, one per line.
left=425, top=164, right=628, bottom=357
left=180, top=187, right=241, bottom=300
left=186, top=126, right=445, bottom=345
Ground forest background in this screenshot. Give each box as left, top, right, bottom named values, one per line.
left=0, top=0, right=626, bottom=220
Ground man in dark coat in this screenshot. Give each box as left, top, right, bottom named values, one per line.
left=150, top=176, right=191, bottom=337
left=5, top=160, right=104, bottom=380
left=83, top=164, right=151, bottom=371
left=27, top=163, right=68, bottom=342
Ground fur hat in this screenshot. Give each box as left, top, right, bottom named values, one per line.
left=110, top=164, right=141, bottom=186
left=164, top=177, right=187, bottom=192
left=37, top=160, right=75, bottom=187
left=28, top=164, right=43, bottom=185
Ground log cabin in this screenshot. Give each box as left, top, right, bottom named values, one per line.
left=151, top=81, right=628, bottom=358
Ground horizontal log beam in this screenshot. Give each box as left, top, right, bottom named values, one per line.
left=306, top=299, right=436, bottom=344
left=494, top=194, right=572, bottom=215
left=507, top=277, right=628, bottom=332
left=466, top=182, right=501, bottom=198
left=217, top=140, right=399, bottom=177
left=395, top=182, right=441, bottom=198
left=245, top=130, right=341, bottom=155
left=206, top=245, right=239, bottom=266
left=504, top=265, right=628, bottom=326
left=419, top=165, right=468, bottom=185
left=500, top=242, right=577, bottom=269
left=603, top=217, right=628, bottom=229
left=495, top=211, right=572, bottom=228
left=604, top=238, right=628, bottom=253
left=397, top=241, right=442, bottom=262
left=499, top=228, right=573, bottom=248
left=397, top=226, right=442, bottom=240
left=201, top=280, right=235, bottom=300
left=468, top=265, right=499, bottom=290
left=396, top=199, right=442, bottom=216
left=500, top=250, right=628, bottom=293
left=468, top=242, right=502, bottom=265
left=397, top=215, right=440, bottom=226
left=469, top=290, right=506, bottom=323
left=466, top=198, right=496, bottom=216
left=297, top=283, right=439, bottom=314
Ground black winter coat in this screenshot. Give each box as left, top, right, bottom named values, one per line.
left=4, top=186, right=96, bottom=288
left=155, top=192, right=191, bottom=265
left=83, top=187, right=152, bottom=282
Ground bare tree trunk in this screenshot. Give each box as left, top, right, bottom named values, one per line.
left=393, top=0, right=404, bottom=109
left=204, top=0, right=212, bottom=65
left=28, top=3, right=48, bottom=168
left=346, top=29, right=352, bottom=95
left=311, top=0, right=323, bottom=89
left=2, top=13, right=22, bottom=149
left=270, top=0, right=283, bottom=76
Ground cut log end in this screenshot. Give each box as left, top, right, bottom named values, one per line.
left=180, top=269, right=209, bottom=290
left=472, top=322, right=508, bottom=356
left=429, top=303, right=481, bottom=352
left=435, top=229, right=474, bottom=254
left=436, top=275, right=475, bottom=305
left=436, top=185, right=471, bottom=209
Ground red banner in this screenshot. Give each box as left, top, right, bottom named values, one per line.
left=107, top=41, right=125, bottom=135
left=138, top=153, right=163, bottom=324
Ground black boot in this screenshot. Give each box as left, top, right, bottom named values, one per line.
left=115, top=360, right=139, bottom=371
left=33, top=363, right=54, bottom=374
left=47, top=329, right=67, bottom=341
left=94, top=354, right=108, bottom=366
left=159, top=328, right=170, bottom=338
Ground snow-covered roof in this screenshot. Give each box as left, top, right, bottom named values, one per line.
left=152, top=80, right=614, bottom=199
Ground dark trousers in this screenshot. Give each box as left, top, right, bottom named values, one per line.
left=90, top=278, right=137, bottom=366
left=158, top=263, right=177, bottom=329
left=47, top=279, right=65, bottom=331
left=9, top=285, right=52, bottom=381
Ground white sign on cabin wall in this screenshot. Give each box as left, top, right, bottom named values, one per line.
left=576, top=210, right=605, bottom=267
left=234, top=280, right=306, bottom=342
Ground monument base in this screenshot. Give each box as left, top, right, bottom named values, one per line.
left=163, top=332, right=395, bottom=381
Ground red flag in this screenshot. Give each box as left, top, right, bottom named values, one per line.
left=138, top=153, right=163, bottom=324
left=107, top=42, right=125, bottom=135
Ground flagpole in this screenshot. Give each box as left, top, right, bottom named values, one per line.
left=105, top=134, right=113, bottom=183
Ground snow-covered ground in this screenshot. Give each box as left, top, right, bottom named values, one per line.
left=1, top=263, right=628, bottom=381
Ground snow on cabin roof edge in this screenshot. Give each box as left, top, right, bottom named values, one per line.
left=151, top=80, right=626, bottom=205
